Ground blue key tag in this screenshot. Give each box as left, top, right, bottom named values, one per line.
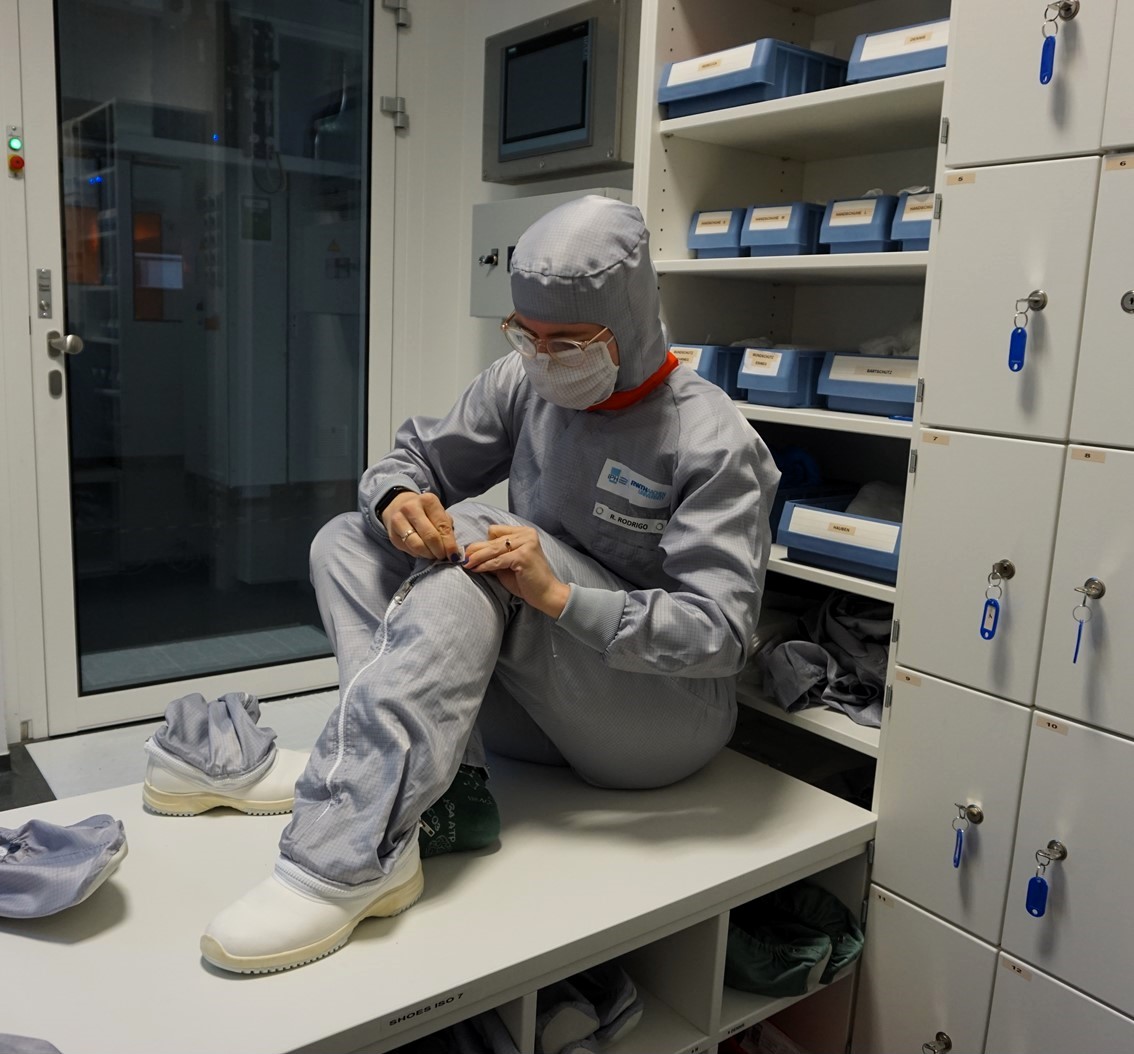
left=1040, top=33, right=1056, bottom=84
left=981, top=596, right=1000, bottom=640
left=953, top=827, right=964, bottom=869
left=1009, top=326, right=1027, bottom=372
left=1027, top=874, right=1049, bottom=916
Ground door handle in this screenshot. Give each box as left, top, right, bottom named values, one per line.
left=47, top=331, right=84, bottom=358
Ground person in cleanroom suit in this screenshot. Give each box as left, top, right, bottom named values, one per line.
left=202, top=196, right=780, bottom=973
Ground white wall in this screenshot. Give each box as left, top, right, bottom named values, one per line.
left=388, top=0, right=634, bottom=437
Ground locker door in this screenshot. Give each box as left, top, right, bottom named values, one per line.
left=987, top=954, right=1134, bottom=1053
left=1002, top=713, right=1134, bottom=1019
left=1068, top=156, right=1134, bottom=449
left=1037, top=447, right=1134, bottom=738
left=945, top=0, right=1118, bottom=167
left=899, top=430, right=1064, bottom=704
left=922, top=157, right=1100, bottom=441
left=873, top=671, right=1030, bottom=943
left=1102, top=4, right=1134, bottom=150
left=852, top=886, right=996, bottom=1054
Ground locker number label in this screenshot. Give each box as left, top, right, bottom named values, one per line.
left=946, top=172, right=977, bottom=186
left=897, top=670, right=922, bottom=687
left=1036, top=715, right=1069, bottom=735
left=1105, top=152, right=1134, bottom=172
left=1071, top=447, right=1106, bottom=464
left=1002, top=959, right=1033, bottom=981
left=921, top=431, right=951, bottom=445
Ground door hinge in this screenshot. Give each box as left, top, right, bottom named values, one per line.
left=860, top=894, right=870, bottom=928
left=19, top=719, right=32, bottom=742
left=867, top=838, right=876, bottom=865
left=381, top=0, right=410, bottom=28
left=891, top=619, right=901, bottom=643
left=916, top=377, right=925, bottom=402
left=933, top=193, right=942, bottom=220
left=940, top=116, right=950, bottom=144
left=884, top=685, right=893, bottom=709
left=380, top=95, right=408, bottom=131
left=908, top=449, right=918, bottom=474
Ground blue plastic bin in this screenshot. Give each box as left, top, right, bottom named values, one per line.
left=670, top=344, right=745, bottom=399
left=847, top=19, right=949, bottom=84
left=736, top=346, right=827, bottom=408
left=891, top=191, right=934, bottom=250
left=659, top=39, right=847, bottom=119
left=741, top=203, right=826, bottom=257
left=777, top=495, right=902, bottom=584
left=818, top=353, right=918, bottom=416
left=819, top=196, right=899, bottom=254
left=687, top=209, right=746, bottom=259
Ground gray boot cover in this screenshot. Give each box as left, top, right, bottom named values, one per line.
left=0, top=1037, right=64, bottom=1054
left=0, top=815, right=126, bottom=918
left=471, top=1010, right=521, bottom=1054
left=535, top=982, right=600, bottom=1054
left=150, top=691, right=276, bottom=779
left=572, top=963, right=638, bottom=1027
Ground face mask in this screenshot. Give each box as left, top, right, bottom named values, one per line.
left=520, top=342, right=618, bottom=409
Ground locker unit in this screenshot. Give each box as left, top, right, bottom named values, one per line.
left=1102, top=3, right=1134, bottom=150
left=944, top=0, right=1119, bottom=167
left=1036, top=446, right=1134, bottom=739
left=852, top=886, right=996, bottom=1054
left=873, top=670, right=1030, bottom=943
left=898, top=429, right=1064, bottom=704
left=986, top=954, right=1134, bottom=1053
left=921, top=156, right=1100, bottom=440
left=1068, top=154, right=1134, bottom=450
left=1001, top=713, right=1134, bottom=1020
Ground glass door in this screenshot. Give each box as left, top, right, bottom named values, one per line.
left=19, top=0, right=396, bottom=733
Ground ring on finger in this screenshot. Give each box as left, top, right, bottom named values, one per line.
left=400, top=528, right=417, bottom=543
left=504, top=538, right=512, bottom=550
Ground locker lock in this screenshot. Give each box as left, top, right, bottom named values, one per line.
left=922, top=1032, right=952, bottom=1054
left=991, top=559, right=1016, bottom=580
left=956, top=802, right=984, bottom=825
left=1121, top=291, right=1134, bottom=314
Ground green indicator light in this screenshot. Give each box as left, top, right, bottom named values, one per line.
left=7, top=136, right=22, bottom=151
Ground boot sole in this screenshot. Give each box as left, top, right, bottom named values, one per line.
left=199, top=863, right=425, bottom=975
left=142, top=784, right=293, bottom=817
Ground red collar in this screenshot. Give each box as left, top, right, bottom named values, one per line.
left=587, top=352, right=680, bottom=412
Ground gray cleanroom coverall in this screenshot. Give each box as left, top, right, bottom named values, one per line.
left=276, top=196, right=780, bottom=891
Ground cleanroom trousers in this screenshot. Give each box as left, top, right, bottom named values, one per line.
left=278, top=502, right=736, bottom=888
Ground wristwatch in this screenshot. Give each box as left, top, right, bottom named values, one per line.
left=375, top=486, right=413, bottom=518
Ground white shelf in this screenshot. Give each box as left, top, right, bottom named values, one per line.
left=655, top=253, right=928, bottom=285
left=659, top=69, right=946, bottom=161
left=717, top=968, right=856, bottom=1042
left=736, top=402, right=913, bottom=439
left=768, top=544, right=898, bottom=603
left=604, top=986, right=707, bottom=1054
left=737, top=685, right=881, bottom=758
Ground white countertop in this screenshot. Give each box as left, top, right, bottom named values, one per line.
left=0, top=750, right=874, bottom=1054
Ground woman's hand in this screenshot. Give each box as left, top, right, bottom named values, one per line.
left=464, top=525, right=570, bottom=618
left=381, top=491, right=461, bottom=562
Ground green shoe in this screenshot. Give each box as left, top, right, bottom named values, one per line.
left=418, top=765, right=501, bottom=859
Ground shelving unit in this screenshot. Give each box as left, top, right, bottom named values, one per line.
left=737, top=684, right=881, bottom=757
left=767, top=544, right=897, bottom=603
left=736, top=403, right=913, bottom=439
left=659, top=69, right=945, bottom=161
left=718, top=968, right=856, bottom=1041
left=655, top=253, right=928, bottom=284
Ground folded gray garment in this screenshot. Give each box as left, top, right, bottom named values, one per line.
left=150, top=691, right=276, bottom=779
left=446, top=1011, right=521, bottom=1054
left=845, top=480, right=905, bottom=523
left=0, top=815, right=126, bottom=918
left=571, top=962, right=638, bottom=1028
left=0, top=1037, right=64, bottom=1054
left=758, top=593, right=891, bottom=728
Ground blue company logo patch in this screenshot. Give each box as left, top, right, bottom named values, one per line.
left=607, top=467, right=667, bottom=503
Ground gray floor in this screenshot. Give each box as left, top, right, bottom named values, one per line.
left=23, top=690, right=339, bottom=799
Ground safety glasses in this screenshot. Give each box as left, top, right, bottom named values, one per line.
left=500, top=312, right=612, bottom=367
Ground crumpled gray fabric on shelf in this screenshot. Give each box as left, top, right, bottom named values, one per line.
left=757, top=592, right=892, bottom=728
left=859, top=318, right=921, bottom=358
left=0, top=1036, right=64, bottom=1054
left=151, top=691, right=276, bottom=779
left=846, top=480, right=905, bottom=523
left=0, top=815, right=126, bottom=918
